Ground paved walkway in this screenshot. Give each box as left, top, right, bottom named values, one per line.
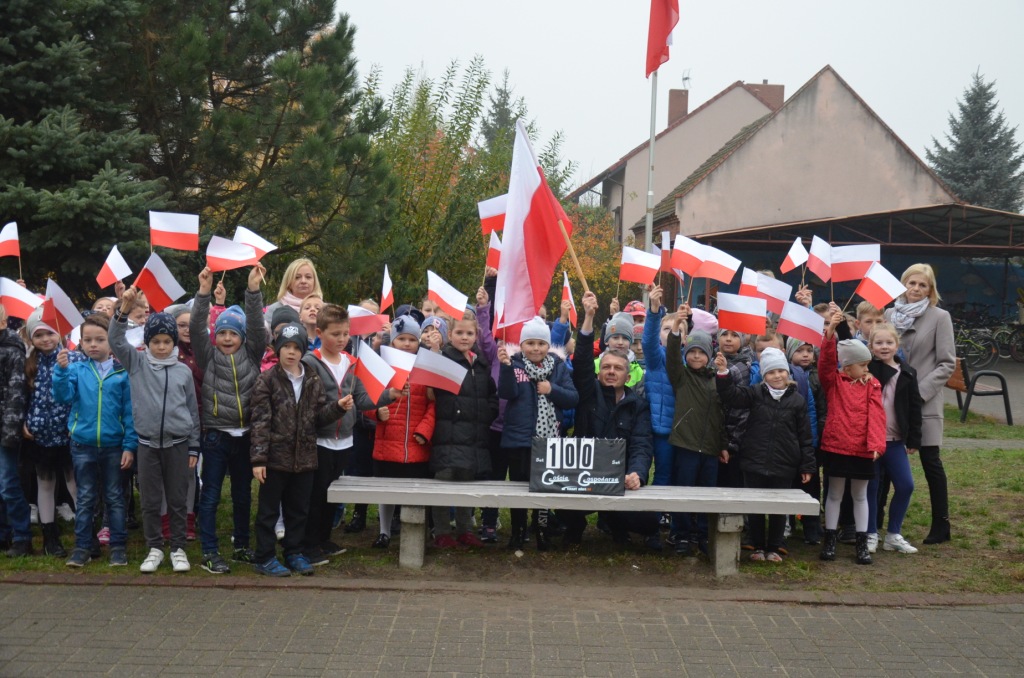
left=1, top=581, right=1022, bottom=676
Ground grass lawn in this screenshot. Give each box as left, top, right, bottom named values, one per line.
left=943, top=404, right=1024, bottom=440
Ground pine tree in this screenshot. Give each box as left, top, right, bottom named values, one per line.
left=927, top=72, right=1024, bottom=213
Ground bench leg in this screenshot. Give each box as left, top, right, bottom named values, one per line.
left=398, top=505, right=426, bottom=569
left=708, top=513, right=744, bottom=577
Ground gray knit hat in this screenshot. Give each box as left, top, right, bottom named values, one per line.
left=604, top=312, right=635, bottom=343
left=391, top=315, right=421, bottom=341
left=838, top=339, right=871, bottom=366
left=759, top=347, right=790, bottom=376
left=684, top=330, right=714, bottom=363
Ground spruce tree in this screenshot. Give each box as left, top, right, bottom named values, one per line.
left=927, top=72, right=1024, bottom=213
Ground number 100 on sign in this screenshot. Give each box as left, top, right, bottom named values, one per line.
left=546, top=438, right=595, bottom=470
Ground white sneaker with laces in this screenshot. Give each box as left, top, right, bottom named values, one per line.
left=867, top=533, right=879, bottom=553
left=140, top=548, right=164, bottom=573
left=57, top=503, right=75, bottom=522
left=170, top=548, right=191, bottom=572
left=883, top=533, right=919, bottom=554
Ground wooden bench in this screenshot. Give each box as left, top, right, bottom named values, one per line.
left=946, top=357, right=1013, bottom=425
left=327, top=477, right=820, bottom=577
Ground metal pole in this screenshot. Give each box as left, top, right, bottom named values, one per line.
left=643, top=70, right=658, bottom=307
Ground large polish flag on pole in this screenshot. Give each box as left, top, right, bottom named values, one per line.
left=646, top=0, right=680, bottom=77
left=494, top=119, right=573, bottom=330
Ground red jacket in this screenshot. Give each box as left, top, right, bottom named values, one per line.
left=819, top=336, right=886, bottom=458
left=370, top=383, right=435, bottom=464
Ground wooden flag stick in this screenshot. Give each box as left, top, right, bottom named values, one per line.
left=801, top=264, right=806, bottom=287
left=220, top=269, right=227, bottom=284
left=685, top=276, right=695, bottom=305
left=830, top=279, right=835, bottom=302
left=840, top=292, right=857, bottom=315
left=615, top=280, right=620, bottom=304
left=557, top=219, right=589, bottom=294
left=17, top=255, right=22, bottom=281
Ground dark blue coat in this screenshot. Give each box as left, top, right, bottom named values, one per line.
left=498, top=352, right=578, bottom=449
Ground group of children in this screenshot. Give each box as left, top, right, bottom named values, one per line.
left=0, top=257, right=928, bottom=574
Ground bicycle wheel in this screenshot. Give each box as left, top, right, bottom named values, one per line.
left=975, top=334, right=999, bottom=368
left=992, top=327, right=1014, bottom=359
left=961, top=333, right=997, bottom=369
left=1010, top=327, right=1024, bottom=363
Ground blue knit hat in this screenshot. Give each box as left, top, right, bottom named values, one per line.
left=144, top=312, right=178, bottom=345
left=423, top=316, right=448, bottom=344
left=215, top=305, right=246, bottom=341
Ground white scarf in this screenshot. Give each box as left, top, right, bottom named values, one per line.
left=890, top=298, right=929, bottom=334
left=767, top=385, right=787, bottom=401
left=522, top=355, right=559, bottom=438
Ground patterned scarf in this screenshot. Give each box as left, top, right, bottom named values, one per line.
left=890, top=298, right=929, bottom=334
left=522, top=355, right=559, bottom=438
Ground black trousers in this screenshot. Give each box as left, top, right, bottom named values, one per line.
left=255, top=469, right=314, bottom=562
left=302, top=446, right=351, bottom=549
left=561, top=509, right=659, bottom=540
left=744, top=472, right=792, bottom=552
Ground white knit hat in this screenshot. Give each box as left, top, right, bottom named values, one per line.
left=759, top=347, right=790, bottom=376
left=520, top=316, right=551, bottom=345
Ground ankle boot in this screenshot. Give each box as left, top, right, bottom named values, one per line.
left=855, top=532, right=873, bottom=565
left=819, top=529, right=838, bottom=561
left=42, top=523, right=68, bottom=558
left=801, top=515, right=822, bottom=545
left=923, top=517, right=951, bottom=544
left=344, top=510, right=366, bottom=534
left=507, top=527, right=526, bottom=551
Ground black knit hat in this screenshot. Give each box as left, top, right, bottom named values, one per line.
left=271, top=305, right=300, bottom=330
left=144, top=312, right=178, bottom=346
left=274, top=322, right=308, bottom=356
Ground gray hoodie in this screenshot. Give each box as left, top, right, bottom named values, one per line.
left=301, top=351, right=392, bottom=443
left=110, top=314, right=201, bottom=451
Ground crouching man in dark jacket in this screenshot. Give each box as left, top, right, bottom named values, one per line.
left=560, top=292, right=660, bottom=550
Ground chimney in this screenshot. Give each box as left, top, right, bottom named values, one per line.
left=746, top=80, right=785, bottom=111
left=667, top=89, right=689, bottom=127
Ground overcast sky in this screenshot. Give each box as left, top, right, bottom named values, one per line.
left=342, top=1, right=1024, bottom=191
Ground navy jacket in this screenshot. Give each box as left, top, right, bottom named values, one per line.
left=498, top=352, right=578, bottom=449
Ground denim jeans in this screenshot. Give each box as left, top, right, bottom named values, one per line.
left=651, top=433, right=673, bottom=486
left=670, top=447, right=719, bottom=539
left=70, top=443, right=127, bottom=549
left=0, top=446, right=32, bottom=543
left=198, top=430, right=252, bottom=554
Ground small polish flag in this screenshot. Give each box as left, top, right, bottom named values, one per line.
left=694, top=244, right=741, bottom=284
left=380, top=345, right=417, bottom=389
left=807, top=236, right=832, bottom=283
left=671, top=234, right=705, bottom=276
left=493, top=285, right=506, bottom=334
left=660, top=231, right=673, bottom=272
left=133, top=252, right=186, bottom=312
left=478, top=193, right=507, bottom=234
left=0, top=277, right=43, bottom=320
left=67, top=325, right=81, bottom=351
left=353, top=342, right=397, bottom=404
left=43, top=279, right=85, bottom=334
left=149, top=211, right=200, bottom=251
left=671, top=268, right=686, bottom=283
left=347, top=304, right=387, bottom=337
left=830, top=244, right=881, bottom=283
left=738, top=268, right=759, bottom=297
left=562, top=272, right=578, bottom=327
left=486, top=231, right=502, bottom=270
left=96, top=245, right=132, bottom=289
left=854, top=262, right=906, bottom=310
left=619, top=246, right=661, bottom=285
left=780, top=237, right=808, bottom=274
left=755, top=274, right=793, bottom=316
left=0, top=222, right=19, bottom=258
left=206, top=236, right=259, bottom=272
left=777, top=301, right=826, bottom=347
left=716, top=292, right=767, bottom=336
left=427, top=271, right=468, bottom=319
left=381, top=265, right=394, bottom=312
left=408, top=347, right=469, bottom=394
left=232, top=226, right=277, bottom=259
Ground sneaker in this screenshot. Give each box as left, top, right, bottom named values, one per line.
left=766, top=551, right=783, bottom=563
left=5, top=541, right=33, bottom=558
left=479, top=526, right=498, bottom=543
left=140, top=548, right=164, bottom=573
left=286, top=553, right=314, bottom=576
left=97, top=527, right=111, bottom=546
left=57, top=503, right=75, bottom=522
left=200, top=552, right=231, bottom=574
left=66, top=548, right=91, bottom=568
left=867, top=533, right=879, bottom=554
left=303, top=547, right=329, bottom=566
left=433, top=534, right=459, bottom=549
left=750, top=550, right=766, bottom=562
left=231, top=547, right=256, bottom=563
left=170, top=548, right=190, bottom=573
left=30, top=504, right=39, bottom=525
left=254, top=557, right=291, bottom=577
left=319, top=541, right=345, bottom=556
left=456, top=531, right=483, bottom=548
left=372, top=533, right=391, bottom=549
left=108, top=548, right=127, bottom=567
left=659, top=513, right=671, bottom=530
left=674, top=539, right=693, bottom=556
left=838, top=525, right=857, bottom=544
left=665, top=532, right=685, bottom=547
left=883, top=533, right=919, bottom=554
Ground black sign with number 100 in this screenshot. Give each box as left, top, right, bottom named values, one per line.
left=529, top=437, right=626, bottom=496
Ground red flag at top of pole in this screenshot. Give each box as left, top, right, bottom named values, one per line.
left=646, top=0, right=680, bottom=78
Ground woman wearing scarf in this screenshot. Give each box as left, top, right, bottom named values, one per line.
left=885, top=264, right=955, bottom=544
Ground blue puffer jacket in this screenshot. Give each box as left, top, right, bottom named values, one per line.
left=641, top=306, right=678, bottom=435
left=498, top=352, right=578, bottom=449
left=52, top=357, right=138, bottom=452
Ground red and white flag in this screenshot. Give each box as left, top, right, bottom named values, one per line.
left=660, top=231, right=673, bottom=272
left=854, top=262, right=906, bottom=310
left=807, top=236, right=832, bottom=283
left=492, top=285, right=506, bottom=334
left=353, top=342, right=396, bottom=404
left=830, top=244, right=881, bottom=283
left=149, top=211, right=199, bottom=251
left=96, top=245, right=132, bottom=289
left=646, top=0, right=680, bottom=78
left=347, top=304, right=387, bottom=337
left=619, top=246, right=661, bottom=285
left=232, top=226, right=277, bottom=259
left=738, top=268, right=759, bottom=297
left=0, top=222, right=19, bottom=258
left=716, top=292, right=767, bottom=336
left=42, top=279, right=85, bottom=334
left=133, top=252, right=186, bottom=312
left=427, top=271, right=468, bottom=319
left=67, top=325, right=81, bottom=351
left=486, top=231, right=502, bottom=270
left=694, top=244, right=741, bottom=284
left=777, top=301, right=826, bottom=347
left=408, top=347, right=468, bottom=394
left=380, top=345, right=417, bottom=389
left=780, top=237, right=808, bottom=274
left=0, top=277, right=42, bottom=320
left=478, top=193, right=507, bottom=234
left=493, top=119, right=573, bottom=330
left=756, top=274, right=793, bottom=316
left=671, top=234, right=705, bottom=276
left=206, top=236, right=258, bottom=272
left=381, top=265, right=394, bottom=312
left=562, top=271, right=578, bottom=327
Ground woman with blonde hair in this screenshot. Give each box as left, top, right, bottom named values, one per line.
left=263, top=258, right=322, bottom=323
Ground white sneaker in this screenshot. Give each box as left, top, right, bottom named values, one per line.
left=866, top=533, right=878, bottom=553
left=140, top=548, right=164, bottom=573
left=57, top=503, right=75, bottom=522
left=883, top=533, right=919, bottom=554
left=30, top=504, right=39, bottom=525
left=784, top=522, right=792, bottom=538
left=170, top=548, right=190, bottom=573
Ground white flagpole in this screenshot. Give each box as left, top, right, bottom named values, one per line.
left=643, top=70, right=658, bottom=306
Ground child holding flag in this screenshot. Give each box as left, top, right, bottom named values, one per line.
left=0, top=304, right=31, bottom=557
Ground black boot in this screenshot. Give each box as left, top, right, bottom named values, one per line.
left=801, top=515, right=822, bottom=545
left=923, top=517, right=951, bottom=545
left=819, top=529, right=838, bottom=561
left=855, top=532, right=873, bottom=565
left=532, top=509, right=551, bottom=552
left=42, top=523, right=67, bottom=558
left=344, top=509, right=366, bottom=534
left=507, top=527, right=526, bottom=551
